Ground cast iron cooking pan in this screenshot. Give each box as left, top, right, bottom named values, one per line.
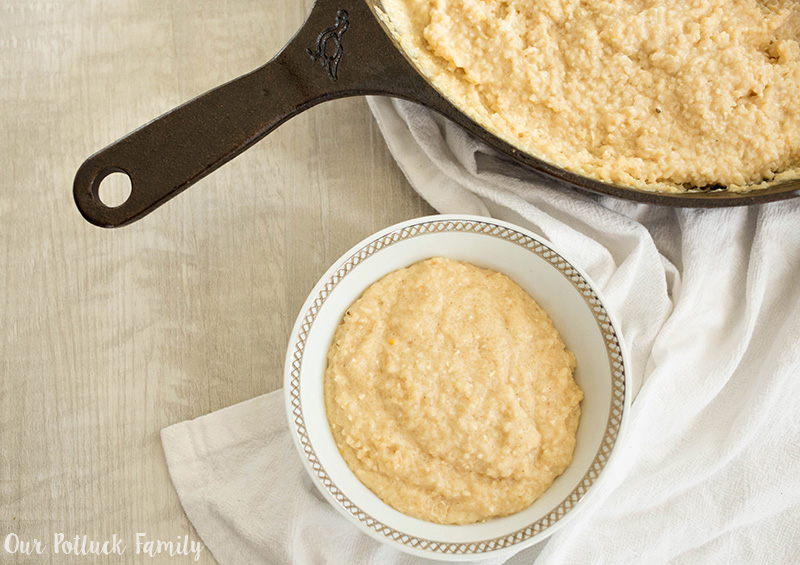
left=73, top=0, right=800, bottom=227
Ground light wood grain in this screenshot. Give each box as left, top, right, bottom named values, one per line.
left=0, top=0, right=434, bottom=562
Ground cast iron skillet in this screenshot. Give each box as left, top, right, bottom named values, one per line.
left=73, top=0, right=800, bottom=227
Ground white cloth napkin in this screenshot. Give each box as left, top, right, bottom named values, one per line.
left=162, top=96, right=800, bottom=564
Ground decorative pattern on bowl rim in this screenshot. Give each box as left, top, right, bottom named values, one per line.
left=287, top=218, right=626, bottom=555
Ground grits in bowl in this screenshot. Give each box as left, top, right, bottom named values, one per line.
left=324, top=257, right=583, bottom=525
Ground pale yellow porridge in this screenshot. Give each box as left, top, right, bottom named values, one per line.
left=324, top=257, right=583, bottom=525
left=378, top=0, right=800, bottom=192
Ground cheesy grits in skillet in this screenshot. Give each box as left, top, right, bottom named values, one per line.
left=378, top=0, right=800, bottom=192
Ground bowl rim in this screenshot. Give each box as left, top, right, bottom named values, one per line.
left=283, top=214, right=631, bottom=560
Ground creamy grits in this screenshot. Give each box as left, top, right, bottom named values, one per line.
left=324, top=257, right=583, bottom=525
left=378, top=0, right=800, bottom=192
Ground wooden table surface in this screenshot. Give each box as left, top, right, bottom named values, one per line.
left=0, top=0, right=435, bottom=562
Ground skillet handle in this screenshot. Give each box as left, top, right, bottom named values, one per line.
left=73, top=0, right=441, bottom=227
left=74, top=61, right=313, bottom=227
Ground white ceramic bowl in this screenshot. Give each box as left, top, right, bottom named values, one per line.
left=284, top=215, right=630, bottom=561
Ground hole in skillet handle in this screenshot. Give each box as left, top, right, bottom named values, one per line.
left=73, top=163, right=138, bottom=228
left=74, top=153, right=168, bottom=228
left=97, top=171, right=132, bottom=208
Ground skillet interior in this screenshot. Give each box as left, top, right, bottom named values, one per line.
left=363, top=0, right=800, bottom=207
